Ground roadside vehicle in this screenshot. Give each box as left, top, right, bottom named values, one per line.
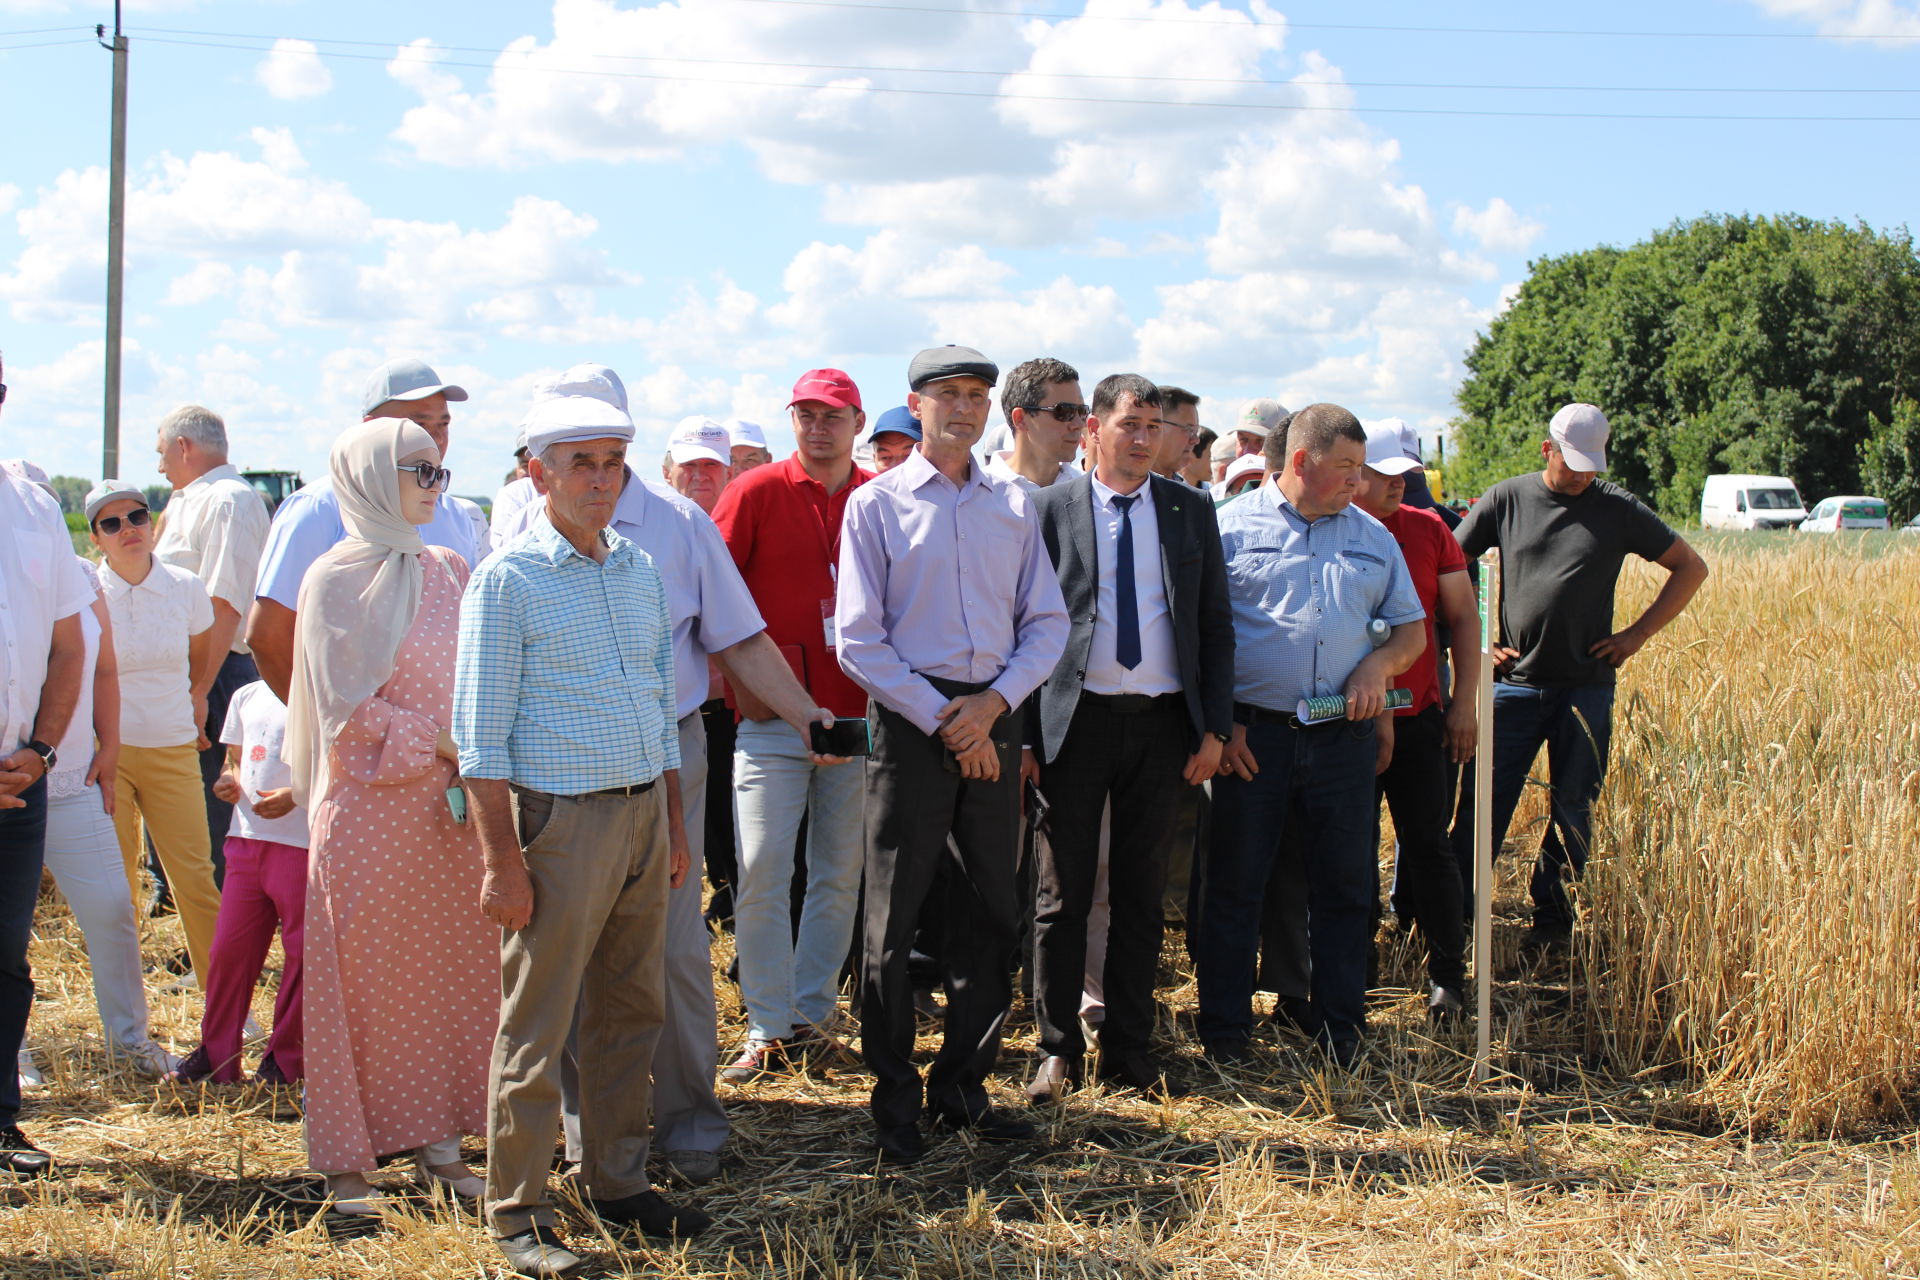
left=1799, top=495, right=1891, bottom=533
left=1700, top=473, right=1806, bottom=530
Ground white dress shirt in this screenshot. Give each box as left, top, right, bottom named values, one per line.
left=97, top=558, right=214, bottom=749
left=1083, top=475, right=1181, bottom=697
left=154, top=462, right=271, bottom=653
left=0, top=476, right=96, bottom=752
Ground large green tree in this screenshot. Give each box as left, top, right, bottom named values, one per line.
left=1448, top=215, right=1920, bottom=519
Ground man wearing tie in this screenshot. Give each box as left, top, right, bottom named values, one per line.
left=836, top=345, right=1068, bottom=1166
left=1023, top=375, right=1235, bottom=1102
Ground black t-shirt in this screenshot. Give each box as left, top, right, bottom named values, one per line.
left=1455, top=474, right=1676, bottom=688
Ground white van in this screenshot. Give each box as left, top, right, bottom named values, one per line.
left=1700, top=473, right=1807, bottom=530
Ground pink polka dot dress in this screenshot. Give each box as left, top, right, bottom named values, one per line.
left=303, top=549, right=494, bottom=1173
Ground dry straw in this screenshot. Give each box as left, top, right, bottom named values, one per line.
left=3, top=533, right=1917, bottom=1275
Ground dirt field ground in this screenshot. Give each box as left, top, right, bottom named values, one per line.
left=3, top=533, right=1916, bottom=1278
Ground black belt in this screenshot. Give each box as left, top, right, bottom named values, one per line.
left=1234, top=700, right=1339, bottom=731
left=583, top=780, right=656, bottom=798
left=1081, top=691, right=1181, bottom=714
left=921, top=673, right=998, bottom=700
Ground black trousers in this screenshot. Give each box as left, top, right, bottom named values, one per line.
left=860, top=688, right=1021, bottom=1130
left=1033, top=694, right=1188, bottom=1060
left=1378, top=705, right=1467, bottom=991
left=699, top=698, right=737, bottom=924
left=0, top=777, right=46, bottom=1127
left=195, top=650, right=258, bottom=889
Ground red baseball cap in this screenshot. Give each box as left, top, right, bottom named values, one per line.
left=788, top=368, right=862, bottom=410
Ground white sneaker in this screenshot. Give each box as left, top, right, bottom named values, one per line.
left=119, top=1042, right=184, bottom=1078
left=243, top=1016, right=266, bottom=1045
left=16, top=1046, right=43, bottom=1090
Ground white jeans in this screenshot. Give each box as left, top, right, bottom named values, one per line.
left=732, top=718, right=865, bottom=1043
left=42, top=787, right=159, bottom=1055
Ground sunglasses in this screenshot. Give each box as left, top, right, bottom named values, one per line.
left=92, top=507, right=152, bottom=535
left=397, top=461, right=453, bottom=492
left=1031, top=402, right=1089, bottom=423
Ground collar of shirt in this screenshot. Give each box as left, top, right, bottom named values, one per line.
left=180, top=462, right=243, bottom=494
left=1089, top=472, right=1154, bottom=515
left=100, top=558, right=173, bottom=598
left=899, top=445, right=992, bottom=498
left=528, top=510, right=635, bottom=569
left=1264, top=482, right=1358, bottom=532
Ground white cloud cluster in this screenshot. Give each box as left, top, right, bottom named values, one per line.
left=256, top=38, right=335, bottom=100
left=1752, top=0, right=1920, bottom=43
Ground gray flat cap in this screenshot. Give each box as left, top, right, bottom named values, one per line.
left=908, top=345, right=999, bottom=392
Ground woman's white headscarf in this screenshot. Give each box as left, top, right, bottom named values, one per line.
left=284, top=419, right=437, bottom=807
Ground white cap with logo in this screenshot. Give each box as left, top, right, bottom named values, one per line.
left=1549, top=403, right=1609, bottom=472
left=1362, top=419, right=1424, bottom=476
left=668, top=417, right=732, bottom=466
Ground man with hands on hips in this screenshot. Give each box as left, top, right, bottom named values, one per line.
left=1199, top=403, right=1425, bottom=1070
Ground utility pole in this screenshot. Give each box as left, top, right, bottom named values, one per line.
left=98, top=2, right=127, bottom=478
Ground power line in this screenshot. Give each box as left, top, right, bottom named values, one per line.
left=121, top=24, right=1920, bottom=94
left=0, top=25, right=88, bottom=38
left=132, top=32, right=1920, bottom=122
left=0, top=37, right=97, bottom=52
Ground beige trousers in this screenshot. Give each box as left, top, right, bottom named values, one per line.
left=485, top=783, right=670, bottom=1238
left=112, top=742, right=221, bottom=985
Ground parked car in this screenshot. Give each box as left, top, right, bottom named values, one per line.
left=1700, top=473, right=1807, bottom=530
left=1799, top=495, right=1891, bottom=533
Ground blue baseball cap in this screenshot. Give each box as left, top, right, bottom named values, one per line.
left=869, top=405, right=921, bottom=443
left=362, top=357, right=469, bottom=418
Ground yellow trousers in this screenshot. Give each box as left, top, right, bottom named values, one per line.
left=113, top=742, right=222, bottom=986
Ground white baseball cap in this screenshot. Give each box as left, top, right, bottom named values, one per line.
left=668, top=416, right=731, bottom=466
left=1362, top=419, right=1424, bottom=476
left=724, top=419, right=767, bottom=451
left=1223, top=453, right=1267, bottom=489
left=1549, top=403, right=1609, bottom=472
left=84, top=479, right=148, bottom=523
left=521, top=396, right=635, bottom=458
left=1237, top=398, right=1288, bottom=438
left=362, top=357, right=468, bottom=418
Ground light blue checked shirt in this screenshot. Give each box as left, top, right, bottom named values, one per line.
left=1216, top=480, right=1424, bottom=713
left=454, top=513, right=681, bottom=794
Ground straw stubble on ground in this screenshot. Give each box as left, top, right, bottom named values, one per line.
left=2, top=533, right=1917, bottom=1277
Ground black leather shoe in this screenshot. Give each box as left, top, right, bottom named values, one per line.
left=1269, top=995, right=1320, bottom=1037
left=0, top=1126, right=51, bottom=1178
left=1024, top=1055, right=1079, bottom=1104
left=873, top=1123, right=926, bottom=1166
left=587, top=1188, right=712, bottom=1240
left=1097, top=1050, right=1186, bottom=1097
left=928, top=1106, right=1035, bottom=1143
left=1202, top=1038, right=1255, bottom=1065
left=495, top=1226, right=582, bottom=1279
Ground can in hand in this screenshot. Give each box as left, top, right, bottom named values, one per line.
left=1296, top=687, right=1413, bottom=724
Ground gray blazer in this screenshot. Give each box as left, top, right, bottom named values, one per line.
left=1028, top=472, right=1235, bottom=763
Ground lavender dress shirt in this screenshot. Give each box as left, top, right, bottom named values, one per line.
left=835, top=449, right=1068, bottom=736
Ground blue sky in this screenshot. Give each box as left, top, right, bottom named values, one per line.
left=2, top=0, right=1917, bottom=497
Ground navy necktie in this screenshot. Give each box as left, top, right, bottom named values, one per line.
left=1112, top=493, right=1141, bottom=670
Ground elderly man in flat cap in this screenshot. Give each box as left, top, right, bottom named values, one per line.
left=835, top=345, right=1068, bottom=1165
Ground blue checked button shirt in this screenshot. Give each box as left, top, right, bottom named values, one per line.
left=1216, top=481, right=1424, bottom=713
left=454, top=514, right=681, bottom=794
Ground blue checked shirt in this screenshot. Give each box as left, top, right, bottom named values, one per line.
left=1216, top=481, right=1424, bottom=713
left=454, top=514, right=681, bottom=794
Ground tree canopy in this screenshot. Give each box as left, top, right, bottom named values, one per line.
left=1446, top=214, right=1920, bottom=521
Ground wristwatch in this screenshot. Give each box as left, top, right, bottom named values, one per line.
left=1211, top=730, right=1232, bottom=745
left=25, top=740, right=56, bottom=774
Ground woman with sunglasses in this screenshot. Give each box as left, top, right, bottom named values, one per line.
left=286, top=422, right=493, bottom=1215
left=85, top=481, right=225, bottom=989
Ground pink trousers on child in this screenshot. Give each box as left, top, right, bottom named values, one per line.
left=200, top=835, right=307, bottom=1081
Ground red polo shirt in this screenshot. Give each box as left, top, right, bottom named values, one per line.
left=711, top=453, right=874, bottom=718
left=1379, top=504, right=1466, bottom=715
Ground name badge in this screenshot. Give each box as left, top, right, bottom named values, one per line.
left=821, top=597, right=838, bottom=650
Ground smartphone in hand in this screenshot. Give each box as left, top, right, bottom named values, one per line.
left=810, top=717, right=874, bottom=757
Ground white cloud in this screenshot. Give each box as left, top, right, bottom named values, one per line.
left=256, top=38, right=335, bottom=100
left=1751, top=0, right=1920, bottom=43
left=0, top=184, right=18, bottom=216
left=1452, top=197, right=1544, bottom=255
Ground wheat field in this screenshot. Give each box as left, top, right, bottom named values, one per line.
left=1, top=532, right=1917, bottom=1278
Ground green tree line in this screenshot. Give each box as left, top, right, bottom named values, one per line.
left=1447, top=214, right=1920, bottom=522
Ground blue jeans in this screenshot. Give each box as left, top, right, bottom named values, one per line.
left=732, top=718, right=865, bottom=1043
left=1450, top=682, right=1614, bottom=931
left=0, top=777, right=49, bottom=1127
left=1197, top=716, right=1379, bottom=1048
